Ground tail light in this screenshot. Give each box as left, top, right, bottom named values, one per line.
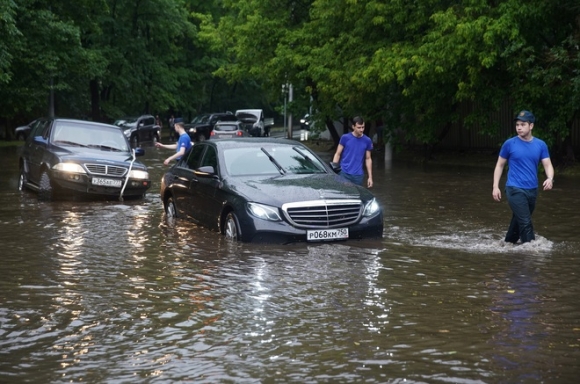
left=210, top=131, right=215, bottom=136
left=236, top=131, right=243, bottom=136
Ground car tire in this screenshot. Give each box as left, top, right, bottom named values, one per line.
left=152, top=133, right=159, bottom=144
left=18, top=167, right=27, bottom=192
left=38, top=170, right=53, bottom=201
left=224, top=212, right=240, bottom=241
left=198, top=134, right=206, bottom=142
left=165, top=196, right=178, bottom=219
left=131, top=135, right=139, bottom=148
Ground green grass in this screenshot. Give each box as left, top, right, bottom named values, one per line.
left=0, top=140, right=23, bottom=148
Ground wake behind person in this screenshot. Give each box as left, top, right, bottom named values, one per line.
left=492, top=110, right=554, bottom=244
left=155, top=117, right=192, bottom=166
left=332, top=116, right=374, bottom=188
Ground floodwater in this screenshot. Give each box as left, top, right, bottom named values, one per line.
left=1, top=143, right=579, bottom=383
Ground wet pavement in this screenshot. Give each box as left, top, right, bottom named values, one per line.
left=1, top=142, right=579, bottom=383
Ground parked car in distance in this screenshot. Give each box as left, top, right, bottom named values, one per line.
left=14, top=119, right=43, bottom=141
left=117, top=115, right=160, bottom=147
left=235, top=109, right=274, bottom=137
left=185, top=112, right=238, bottom=142
left=18, top=118, right=151, bottom=200
left=160, top=138, right=383, bottom=243
left=210, top=121, right=249, bottom=139
left=300, top=113, right=312, bottom=130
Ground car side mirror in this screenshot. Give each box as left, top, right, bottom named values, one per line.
left=329, top=162, right=341, bottom=173
left=195, top=166, right=217, bottom=177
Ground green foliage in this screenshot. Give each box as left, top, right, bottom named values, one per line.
left=2, top=0, right=580, bottom=158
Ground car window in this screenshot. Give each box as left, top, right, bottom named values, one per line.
left=140, top=117, right=154, bottom=126
left=29, top=120, right=46, bottom=138
left=200, top=146, right=218, bottom=171
left=215, top=124, right=237, bottom=131
left=221, top=115, right=237, bottom=122
left=184, top=144, right=205, bottom=170
left=39, top=120, right=51, bottom=139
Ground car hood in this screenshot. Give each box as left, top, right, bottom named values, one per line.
left=224, top=173, right=373, bottom=206
left=52, top=145, right=146, bottom=168
left=237, top=115, right=258, bottom=124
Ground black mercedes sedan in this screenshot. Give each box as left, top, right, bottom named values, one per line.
left=18, top=118, right=151, bottom=200
left=160, top=138, right=383, bottom=243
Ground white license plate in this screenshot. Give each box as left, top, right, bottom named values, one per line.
left=306, top=228, right=349, bottom=241
left=92, top=177, right=122, bottom=187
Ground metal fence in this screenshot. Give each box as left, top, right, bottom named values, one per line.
left=436, top=102, right=580, bottom=153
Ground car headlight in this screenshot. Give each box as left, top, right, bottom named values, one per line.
left=248, top=202, right=282, bottom=221
left=128, top=169, right=149, bottom=180
left=363, top=198, right=381, bottom=217
left=53, top=162, right=86, bottom=174
left=123, top=129, right=131, bottom=137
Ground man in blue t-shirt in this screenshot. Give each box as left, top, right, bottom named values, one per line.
left=332, top=116, right=374, bottom=187
left=492, top=110, right=554, bottom=243
left=155, top=117, right=193, bottom=166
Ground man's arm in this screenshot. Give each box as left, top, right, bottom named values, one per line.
left=163, top=146, right=186, bottom=166
left=365, top=150, right=373, bottom=188
left=492, top=156, right=507, bottom=201
left=156, top=142, right=177, bottom=150
left=541, top=157, right=554, bottom=191
left=332, top=144, right=344, bottom=163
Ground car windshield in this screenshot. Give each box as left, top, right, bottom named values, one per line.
left=224, top=145, right=326, bottom=176
left=52, top=122, right=129, bottom=152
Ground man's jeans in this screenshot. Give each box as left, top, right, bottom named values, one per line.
left=505, top=186, right=538, bottom=243
left=339, top=171, right=363, bottom=186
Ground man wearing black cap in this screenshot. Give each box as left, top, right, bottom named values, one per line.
left=155, top=117, right=192, bottom=166
left=492, top=110, right=554, bottom=244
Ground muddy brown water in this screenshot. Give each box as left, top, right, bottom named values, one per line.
left=1, top=144, right=579, bottom=383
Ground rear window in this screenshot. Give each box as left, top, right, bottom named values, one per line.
left=215, top=124, right=238, bottom=131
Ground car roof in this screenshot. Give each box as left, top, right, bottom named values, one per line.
left=54, top=118, right=121, bottom=130
left=204, top=137, right=300, bottom=149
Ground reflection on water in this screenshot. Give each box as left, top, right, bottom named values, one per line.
left=1, top=146, right=579, bottom=383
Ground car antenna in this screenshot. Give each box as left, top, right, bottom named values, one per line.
left=119, top=148, right=137, bottom=201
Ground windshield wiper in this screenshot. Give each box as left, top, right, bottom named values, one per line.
left=54, top=140, right=88, bottom=147
left=88, top=144, right=123, bottom=152
left=261, top=148, right=286, bottom=175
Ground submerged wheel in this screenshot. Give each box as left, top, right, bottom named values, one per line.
left=18, top=167, right=28, bottom=192
left=224, top=212, right=240, bottom=241
left=38, top=170, right=53, bottom=201
left=165, top=197, right=178, bottom=219
left=152, top=133, right=159, bottom=144
left=131, top=135, right=139, bottom=148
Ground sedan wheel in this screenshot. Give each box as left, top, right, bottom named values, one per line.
left=165, top=197, right=178, bottom=222
left=38, top=171, right=53, bottom=201
left=224, top=212, right=240, bottom=241
left=18, top=168, right=27, bottom=192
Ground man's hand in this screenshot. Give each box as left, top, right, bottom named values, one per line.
left=492, top=187, right=501, bottom=202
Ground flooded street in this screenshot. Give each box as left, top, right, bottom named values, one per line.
left=1, top=143, right=579, bottom=383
